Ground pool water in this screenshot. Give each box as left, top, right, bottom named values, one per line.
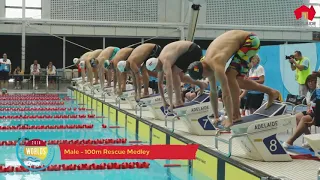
left=0, top=94, right=210, bottom=180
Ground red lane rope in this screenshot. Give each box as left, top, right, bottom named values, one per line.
left=163, top=164, right=189, bottom=167
left=0, top=107, right=87, bottom=112
left=0, top=114, right=99, bottom=120
left=0, top=138, right=128, bottom=146
left=0, top=124, right=94, bottom=130
left=0, top=162, right=150, bottom=172
left=0, top=97, right=73, bottom=101
left=0, top=102, right=65, bottom=106
left=1, top=94, right=59, bottom=97
left=101, top=124, right=122, bottom=129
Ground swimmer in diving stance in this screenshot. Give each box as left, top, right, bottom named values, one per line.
left=145, top=40, right=207, bottom=112
left=109, top=47, right=134, bottom=94
left=117, top=43, right=162, bottom=101
left=91, top=47, right=120, bottom=88
left=73, top=49, right=102, bottom=85
left=187, top=30, right=281, bottom=129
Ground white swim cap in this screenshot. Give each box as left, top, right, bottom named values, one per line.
left=117, top=61, right=127, bottom=73
left=104, top=60, right=110, bottom=68
left=73, top=58, right=79, bottom=64
left=146, top=58, right=158, bottom=71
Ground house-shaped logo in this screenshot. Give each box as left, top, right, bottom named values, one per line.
left=294, top=5, right=316, bottom=21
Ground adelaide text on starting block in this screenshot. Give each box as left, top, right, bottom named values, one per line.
left=59, top=144, right=198, bottom=160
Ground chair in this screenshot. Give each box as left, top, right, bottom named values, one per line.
left=64, top=69, right=72, bottom=80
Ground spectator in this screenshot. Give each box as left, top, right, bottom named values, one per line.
left=283, top=74, right=319, bottom=148
left=239, top=90, right=248, bottom=116
left=244, top=55, right=265, bottom=114
left=47, top=61, right=56, bottom=89
left=30, top=60, right=41, bottom=90
left=13, top=66, right=24, bottom=89
left=0, top=53, right=11, bottom=90
left=290, top=51, right=310, bottom=97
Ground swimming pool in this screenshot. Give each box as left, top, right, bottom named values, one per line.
left=0, top=94, right=210, bottom=180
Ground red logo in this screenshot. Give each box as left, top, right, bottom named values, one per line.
left=294, top=5, right=316, bottom=21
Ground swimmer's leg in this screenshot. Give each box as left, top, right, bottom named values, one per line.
left=141, top=66, right=150, bottom=96
left=93, top=68, right=99, bottom=85
left=107, top=69, right=112, bottom=87
left=226, top=68, right=241, bottom=123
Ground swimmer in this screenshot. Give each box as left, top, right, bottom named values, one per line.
left=75, top=49, right=103, bottom=86
left=187, top=30, right=280, bottom=129
left=117, top=43, right=162, bottom=101
left=108, top=48, right=134, bottom=95
left=91, top=47, right=120, bottom=88
left=145, top=40, right=207, bottom=112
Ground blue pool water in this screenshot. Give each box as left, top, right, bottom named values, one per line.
left=0, top=94, right=210, bottom=180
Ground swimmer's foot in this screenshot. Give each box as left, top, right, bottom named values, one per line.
left=266, top=90, right=281, bottom=109
left=212, top=118, right=220, bottom=126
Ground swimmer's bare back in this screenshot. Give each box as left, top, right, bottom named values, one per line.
left=127, top=43, right=156, bottom=65
left=112, top=48, right=134, bottom=68
left=158, top=40, right=193, bottom=66
left=96, top=47, right=115, bottom=63
left=206, top=30, right=251, bottom=66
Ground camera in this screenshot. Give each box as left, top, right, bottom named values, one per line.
left=285, top=55, right=294, bottom=60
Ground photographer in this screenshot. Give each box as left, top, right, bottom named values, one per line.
left=289, top=51, right=310, bottom=96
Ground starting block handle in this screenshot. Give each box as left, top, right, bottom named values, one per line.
left=164, top=110, right=179, bottom=133
left=214, top=131, right=247, bottom=158
left=292, top=104, right=307, bottom=114
left=135, top=101, right=146, bottom=118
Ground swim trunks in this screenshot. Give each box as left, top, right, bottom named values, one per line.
left=148, top=44, right=162, bottom=60
left=110, top=47, right=120, bottom=60
left=175, top=43, right=202, bottom=73
left=229, top=33, right=260, bottom=76
left=142, top=44, right=162, bottom=67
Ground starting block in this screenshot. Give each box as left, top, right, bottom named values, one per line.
left=214, top=102, right=296, bottom=162
left=164, top=93, right=223, bottom=135
left=121, top=88, right=153, bottom=109
left=135, top=94, right=176, bottom=118
left=304, top=134, right=320, bottom=158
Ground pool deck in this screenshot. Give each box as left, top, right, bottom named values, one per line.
left=78, top=89, right=320, bottom=180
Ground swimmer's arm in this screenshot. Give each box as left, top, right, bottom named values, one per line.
left=163, top=63, right=174, bottom=107
left=158, top=71, right=166, bottom=104
left=240, top=90, right=247, bottom=98
left=85, top=60, right=93, bottom=85
left=208, top=76, right=219, bottom=119
left=215, top=67, right=233, bottom=121
left=130, top=64, right=141, bottom=95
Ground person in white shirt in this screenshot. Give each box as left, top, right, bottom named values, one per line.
left=0, top=53, right=12, bottom=89
left=30, top=60, right=41, bottom=89
left=47, top=61, right=56, bottom=89
left=240, top=55, right=265, bottom=114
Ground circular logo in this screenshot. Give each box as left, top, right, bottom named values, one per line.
left=16, top=137, right=55, bottom=171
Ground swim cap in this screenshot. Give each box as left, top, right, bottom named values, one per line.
left=104, top=60, right=110, bottom=68
left=146, top=58, right=158, bottom=71
left=79, top=61, right=85, bottom=69
left=90, top=58, right=97, bottom=68
left=117, top=61, right=127, bottom=72
left=187, top=61, right=203, bottom=80
left=73, top=58, right=79, bottom=64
